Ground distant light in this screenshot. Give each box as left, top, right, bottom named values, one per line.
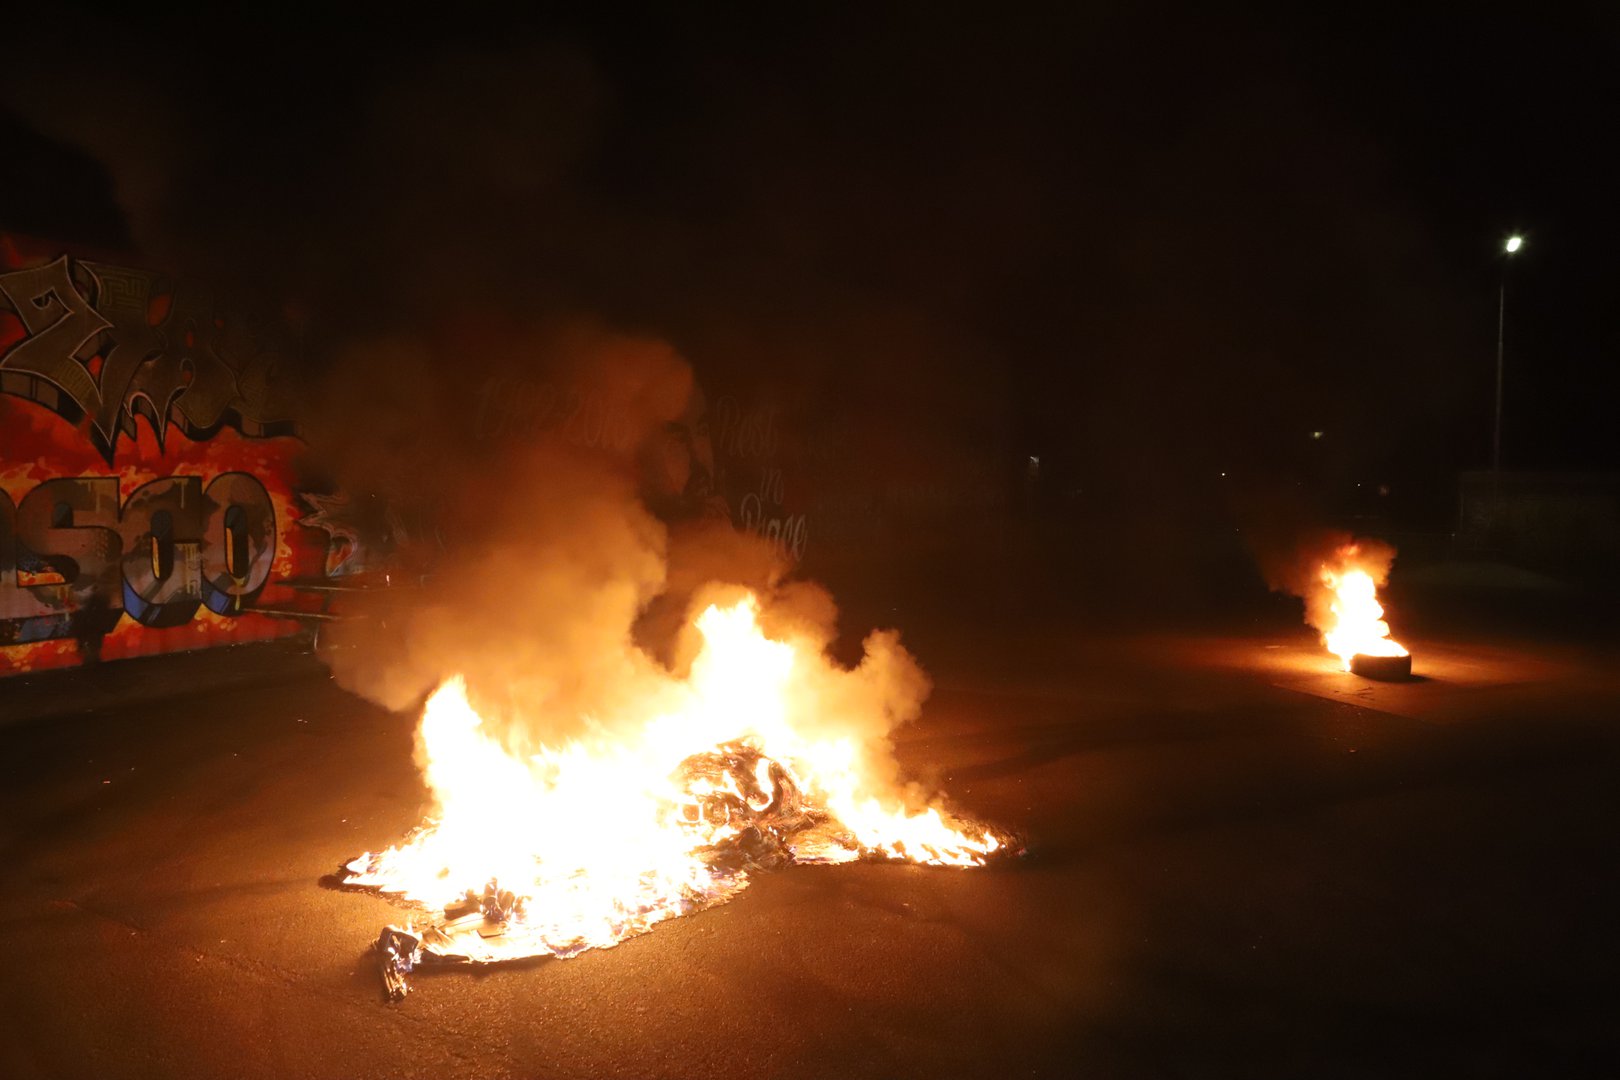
left=1219, top=471, right=1226, bottom=477
left=1029, top=456, right=1040, bottom=466
left=1505, top=235, right=1523, bottom=253
left=1310, top=430, right=1324, bottom=440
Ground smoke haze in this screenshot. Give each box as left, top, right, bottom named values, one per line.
left=1250, top=526, right=1398, bottom=638
left=6, top=9, right=1569, bottom=640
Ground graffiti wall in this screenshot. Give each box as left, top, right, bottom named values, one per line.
left=1, top=228, right=1018, bottom=676
left=0, top=235, right=324, bottom=674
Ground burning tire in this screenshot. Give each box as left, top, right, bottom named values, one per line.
left=1350, top=651, right=1412, bottom=681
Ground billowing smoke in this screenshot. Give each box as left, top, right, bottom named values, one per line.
left=0, top=17, right=944, bottom=806
left=310, top=324, right=684, bottom=715
left=1250, top=526, right=1397, bottom=638
left=301, top=319, right=932, bottom=799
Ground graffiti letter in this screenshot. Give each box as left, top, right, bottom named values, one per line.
left=200, top=473, right=275, bottom=614
left=8, top=478, right=122, bottom=643
left=119, top=477, right=207, bottom=627
left=0, top=258, right=112, bottom=422
left=80, top=262, right=167, bottom=450
left=0, top=490, right=71, bottom=643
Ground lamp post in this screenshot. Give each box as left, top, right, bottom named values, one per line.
left=1494, top=234, right=1523, bottom=472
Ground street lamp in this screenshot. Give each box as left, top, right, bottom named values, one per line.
left=1494, top=234, right=1524, bottom=471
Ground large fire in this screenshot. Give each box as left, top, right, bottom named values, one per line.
left=342, top=595, right=1006, bottom=992
left=1318, top=556, right=1407, bottom=671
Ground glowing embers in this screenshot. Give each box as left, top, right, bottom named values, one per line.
left=1318, top=548, right=1410, bottom=679
left=338, top=596, right=1010, bottom=998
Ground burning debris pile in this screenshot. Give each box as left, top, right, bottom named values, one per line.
left=338, top=596, right=1011, bottom=999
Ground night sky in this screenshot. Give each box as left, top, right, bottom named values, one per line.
left=3, top=6, right=1616, bottom=531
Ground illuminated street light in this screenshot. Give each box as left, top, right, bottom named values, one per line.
left=1494, top=234, right=1524, bottom=471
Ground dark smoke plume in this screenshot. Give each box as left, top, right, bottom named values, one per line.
left=1250, top=525, right=1397, bottom=637
left=0, top=18, right=956, bottom=788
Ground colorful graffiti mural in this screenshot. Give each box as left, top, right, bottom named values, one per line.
left=0, top=236, right=324, bottom=674
left=1, top=232, right=1009, bottom=676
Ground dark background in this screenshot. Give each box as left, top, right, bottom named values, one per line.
left=4, top=13, right=1620, bottom=1078
left=3, top=4, right=1616, bottom=610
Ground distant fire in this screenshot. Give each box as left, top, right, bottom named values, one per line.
left=1318, top=545, right=1408, bottom=673
left=342, top=595, right=1008, bottom=996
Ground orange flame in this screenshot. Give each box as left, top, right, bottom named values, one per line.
left=1319, top=561, right=1407, bottom=671
left=346, top=595, right=1002, bottom=960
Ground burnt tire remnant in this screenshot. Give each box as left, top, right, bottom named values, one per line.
left=1350, top=652, right=1412, bottom=681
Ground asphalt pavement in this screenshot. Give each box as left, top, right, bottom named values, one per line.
left=1, top=619, right=1617, bottom=1078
